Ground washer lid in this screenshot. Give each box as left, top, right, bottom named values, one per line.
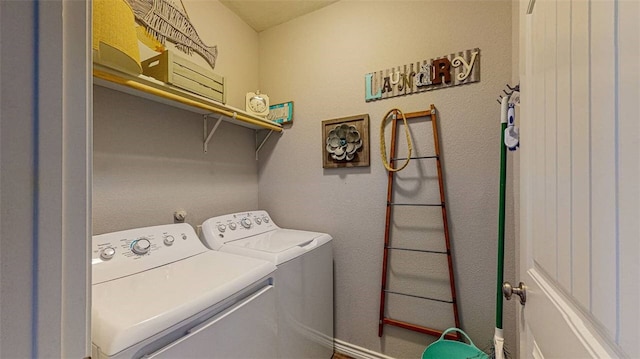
left=91, top=251, right=276, bottom=357
left=222, top=229, right=332, bottom=264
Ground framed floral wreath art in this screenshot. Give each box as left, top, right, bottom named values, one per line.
left=321, top=114, right=370, bottom=168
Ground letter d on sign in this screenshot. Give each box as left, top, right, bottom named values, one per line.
left=365, top=73, right=382, bottom=101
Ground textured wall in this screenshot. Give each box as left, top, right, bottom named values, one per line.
left=93, top=87, right=261, bottom=234
left=93, top=0, right=260, bottom=234
left=257, top=1, right=515, bottom=357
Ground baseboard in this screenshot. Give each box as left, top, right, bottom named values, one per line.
left=334, top=339, right=395, bottom=359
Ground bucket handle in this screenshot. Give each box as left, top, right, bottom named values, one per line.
left=437, top=328, right=479, bottom=349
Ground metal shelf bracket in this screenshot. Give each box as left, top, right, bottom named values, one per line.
left=255, top=129, right=274, bottom=160
left=204, top=113, right=231, bottom=152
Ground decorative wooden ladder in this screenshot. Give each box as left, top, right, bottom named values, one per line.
left=378, top=104, right=461, bottom=340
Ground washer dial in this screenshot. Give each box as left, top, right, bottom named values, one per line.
left=241, top=218, right=252, bottom=229
left=132, top=238, right=151, bottom=255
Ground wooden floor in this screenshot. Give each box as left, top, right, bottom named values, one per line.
left=332, top=353, right=355, bottom=359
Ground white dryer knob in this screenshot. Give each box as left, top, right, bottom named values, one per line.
left=262, top=216, right=269, bottom=223
left=241, top=218, right=252, bottom=229
left=217, top=224, right=227, bottom=233
left=229, top=222, right=237, bottom=230
left=132, top=238, right=151, bottom=255
left=163, top=235, right=175, bottom=246
left=100, top=246, right=116, bottom=261
left=255, top=217, right=262, bottom=225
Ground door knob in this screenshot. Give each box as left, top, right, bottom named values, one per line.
left=502, top=281, right=527, bottom=305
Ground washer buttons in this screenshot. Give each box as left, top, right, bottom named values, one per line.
left=100, top=247, right=116, bottom=260
left=163, top=235, right=175, bottom=246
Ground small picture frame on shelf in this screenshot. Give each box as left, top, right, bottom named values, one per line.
left=322, top=114, right=370, bottom=168
left=267, top=101, right=294, bottom=124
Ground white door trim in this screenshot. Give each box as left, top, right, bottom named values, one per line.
left=60, top=1, right=92, bottom=356
left=36, top=0, right=92, bottom=357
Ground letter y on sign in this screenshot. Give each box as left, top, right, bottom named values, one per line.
left=451, top=51, right=479, bottom=81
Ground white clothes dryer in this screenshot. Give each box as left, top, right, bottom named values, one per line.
left=201, top=210, right=334, bottom=359
left=91, top=223, right=278, bottom=359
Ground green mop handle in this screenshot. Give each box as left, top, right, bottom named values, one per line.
left=495, top=96, right=509, bottom=329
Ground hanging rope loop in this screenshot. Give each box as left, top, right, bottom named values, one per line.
left=380, top=108, right=412, bottom=172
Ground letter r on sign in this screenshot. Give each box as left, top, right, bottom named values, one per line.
left=431, top=58, right=452, bottom=85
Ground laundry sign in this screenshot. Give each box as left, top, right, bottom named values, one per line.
left=365, top=48, right=480, bottom=102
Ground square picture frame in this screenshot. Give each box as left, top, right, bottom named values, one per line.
left=322, top=114, right=370, bottom=168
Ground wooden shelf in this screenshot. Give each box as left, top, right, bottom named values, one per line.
left=93, top=65, right=282, bottom=132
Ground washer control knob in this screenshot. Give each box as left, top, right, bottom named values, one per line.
left=132, top=238, right=151, bottom=255
left=100, top=246, right=116, bottom=261
left=262, top=216, right=270, bottom=223
left=241, top=218, right=252, bottom=229
left=229, top=222, right=237, bottom=230
left=255, top=217, right=262, bottom=225
left=217, top=224, right=227, bottom=233
left=163, top=235, right=175, bottom=246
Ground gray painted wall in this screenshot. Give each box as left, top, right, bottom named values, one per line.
left=257, top=1, right=516, bottom=357
left=92, top=87, right=260, bottom=234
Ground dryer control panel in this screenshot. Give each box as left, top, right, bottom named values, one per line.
left=201, top=210, right=279, bottom=250
left=92, top=223, right=208, bottom=284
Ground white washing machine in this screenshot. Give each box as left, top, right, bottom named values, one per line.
left=201, top=210, right=334, bottom=359
left=91, top=223, right=278, bottom=359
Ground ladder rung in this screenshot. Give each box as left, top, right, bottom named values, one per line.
left=384, top=290, right=454, bottom=304
left=382, top=318, right=459, bottom=340
left=387, top=202, right=443, bottom=207
left=391, top=155, right=438, bottom=161
left=385, top=246, right=447, bottom=254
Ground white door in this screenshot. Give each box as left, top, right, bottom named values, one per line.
left=517, top=0, right=639, bottom=358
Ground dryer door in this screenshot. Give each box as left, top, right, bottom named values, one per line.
left=143, top=285, right=277, bottom=359
left=225, top=229, right=332, bottom=265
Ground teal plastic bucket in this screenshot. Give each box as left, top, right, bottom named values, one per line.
left=421, top=328, right=488, bottom=359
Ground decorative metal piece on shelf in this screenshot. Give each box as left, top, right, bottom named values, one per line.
left=364, top=48, right=480, bottom=102
left=126, top=0, right=219, bottom=70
